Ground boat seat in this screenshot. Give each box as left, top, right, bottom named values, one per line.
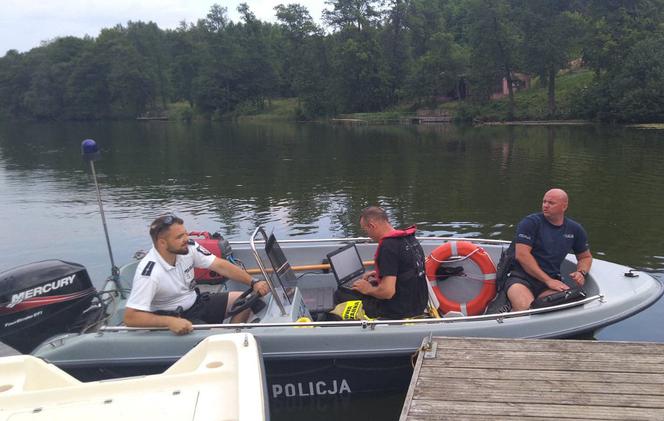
left=299, top=286, right=336, bottom=314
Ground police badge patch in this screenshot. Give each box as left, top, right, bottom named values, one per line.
left=196, top=245, right=212, bottom=256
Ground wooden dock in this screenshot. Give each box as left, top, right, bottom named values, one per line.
left=400, top=336, right=664, bottom=420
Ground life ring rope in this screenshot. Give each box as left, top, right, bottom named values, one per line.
left=426, top=247, right=481, bottom=264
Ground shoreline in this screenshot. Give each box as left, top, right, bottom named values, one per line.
left=476, top=119, right=594, bottom=126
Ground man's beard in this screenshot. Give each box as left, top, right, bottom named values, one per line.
left=167, top=244, right=189, bottom=255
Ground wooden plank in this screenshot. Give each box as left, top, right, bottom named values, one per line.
left=412, top=384, right=664, bottom=408
left=407, top=417, right=567, bottom=421
left=401, top=337, right=664, bottom=420
left=416, top=377, right=664, bottom=396
left=407, top=401, right=659, bottom=420
left=420, top=367, right=664, bottom=384
left=435, top=337, right=664, bottom=355
left=399, top=338, right=427, bottom=421
left=427, top=348, right=664, bottom=365
left=420, top=358, right=664, bottom=374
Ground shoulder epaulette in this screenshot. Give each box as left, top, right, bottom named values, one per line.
left=141, top=261, right=156, bottom=276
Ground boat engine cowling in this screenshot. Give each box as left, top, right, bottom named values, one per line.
left=0, top=260, right=97, bottom=353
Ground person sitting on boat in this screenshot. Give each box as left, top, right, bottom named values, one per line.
left=506, top=188, right=593, bottom=311
left=334, top=206, right=429, bottom=319
left=124, top=215, right=270, bottom=335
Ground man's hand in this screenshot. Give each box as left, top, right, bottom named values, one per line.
left=569, top=271, right=586, bottom=286
left=252, top=279, right=270, bottom=296
left=167, top=317, right=193, bottom=335
left=546, top=278, right=570, bottom=292
left=352, top=277, right=373, bottom=294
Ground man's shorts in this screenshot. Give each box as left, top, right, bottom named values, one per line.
left=504, top=269, right=553, bottom=298
left=182, top=292, right=229, bottom=324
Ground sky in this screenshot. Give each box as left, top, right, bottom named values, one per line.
left=0, top=0, right=328, bottom=56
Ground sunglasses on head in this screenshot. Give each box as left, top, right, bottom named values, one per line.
left=149, top=214, right=183, bottom=239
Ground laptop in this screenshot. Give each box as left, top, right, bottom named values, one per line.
left=266, top=233, right=333, bottom=313
left=265, top=233, right=298, bottom=289
left=326, top=243, right=366, bottom=289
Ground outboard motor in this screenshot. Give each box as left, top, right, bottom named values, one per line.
left=0, top=260, right=97, bottom=353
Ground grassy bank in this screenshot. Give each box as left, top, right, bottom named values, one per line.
left=163, top=98, right=301, bottom=122
left=458, top=70, right=595, bottom=122
left=340, top=70, right=596, bottom=124
left=234, top=98, right=300, bottom=121
left=163, top=70, right=596, bottom=124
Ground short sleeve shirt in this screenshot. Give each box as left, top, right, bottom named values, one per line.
left=126, top=243, right=216, bottom=312
left=376, top=238, right=402, bottom=278
left=514, top=213, right=589, bottom=278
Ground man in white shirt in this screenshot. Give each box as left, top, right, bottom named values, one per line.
left=124, top=215, right=270, bottom=335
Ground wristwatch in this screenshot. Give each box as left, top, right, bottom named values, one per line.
left=250, top=278, right=261, bottom=288
left=578, top=270, right=588, bottom=279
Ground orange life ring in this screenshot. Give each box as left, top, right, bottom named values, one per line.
left=426, top=241, right=497, bottom=316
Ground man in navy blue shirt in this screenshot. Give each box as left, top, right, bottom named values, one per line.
left=506, top=189, right=593, bottom=311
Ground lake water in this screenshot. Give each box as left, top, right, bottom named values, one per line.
left=1, top=121, right=663, bottom=419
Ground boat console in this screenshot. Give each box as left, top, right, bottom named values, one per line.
left=250, top=228, right=337, bottom=322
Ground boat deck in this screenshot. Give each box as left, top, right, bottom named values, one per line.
left=400, top=336, right=664, bottom=420
left=0, top=341, right=19, bottom=357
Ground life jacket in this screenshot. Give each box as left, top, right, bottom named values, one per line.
left=373, top=225, right=418, bottom=280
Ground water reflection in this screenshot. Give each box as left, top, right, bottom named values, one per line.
left=2, top=121, right=663, bottom=421
left=1, top=121, right=663, bottom=275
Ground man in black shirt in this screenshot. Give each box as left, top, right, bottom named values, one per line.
left=334, top=206, right=428, bottom=319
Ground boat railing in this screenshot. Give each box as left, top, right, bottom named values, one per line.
left=249, top=226, right=288, bottom=316
left=229, top=236, right=511, bottom=245
left=100, top=294, right=603, bottom=332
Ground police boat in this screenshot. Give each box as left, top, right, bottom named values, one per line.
left=1, top=226, right=661, bottom=403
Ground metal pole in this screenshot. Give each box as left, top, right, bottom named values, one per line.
left=89, top=160, right=118, bottom=278
left=81, top=139, right=120, bottom=286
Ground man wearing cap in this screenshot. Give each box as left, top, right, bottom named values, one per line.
left=124, top=215, right=270, bottom=335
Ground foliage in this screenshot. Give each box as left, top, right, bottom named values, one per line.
left=168, top=101, right=194, bottom=121
left=573, top=35, right=664, bottom=123
left=462, top=70, right=594, bottom=122
left=1, top=1, right=663, bottom=122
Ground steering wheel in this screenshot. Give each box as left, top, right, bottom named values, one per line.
left=227, top=287, right=262, bottom=317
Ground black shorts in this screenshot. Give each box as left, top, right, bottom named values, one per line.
left=182, top=292, right=229, bottom=324
left=504, top=269, right=553, bottom=298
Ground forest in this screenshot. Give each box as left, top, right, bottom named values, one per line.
left=1, top=0, right=663, bottom=123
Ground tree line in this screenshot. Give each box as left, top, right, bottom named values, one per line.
left=1, top=0, right=663, bottom=123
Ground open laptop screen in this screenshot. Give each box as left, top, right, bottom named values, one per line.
left=265, top=234, right=297, bottom=302
left=327, top=243, right=365, bottom=287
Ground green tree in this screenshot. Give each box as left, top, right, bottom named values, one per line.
left=323, top=0, right=382, bottom=32
left=381, top=0, right=412, bottom=103
left=275, top=3, right=327, bottom=109
left=97, top=25, right=157, bottom=117
left=516, top=0, right=580, bottom=116
left=461, top=0, right=521, bottom=116
left=0, top=50, right=30, bottom=118
left=576, top=0, right=664, bottom=75
left=324, top=0, right=390, bottom=112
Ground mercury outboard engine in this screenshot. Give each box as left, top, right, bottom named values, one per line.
left=0, top=260, right=97, bottom=353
